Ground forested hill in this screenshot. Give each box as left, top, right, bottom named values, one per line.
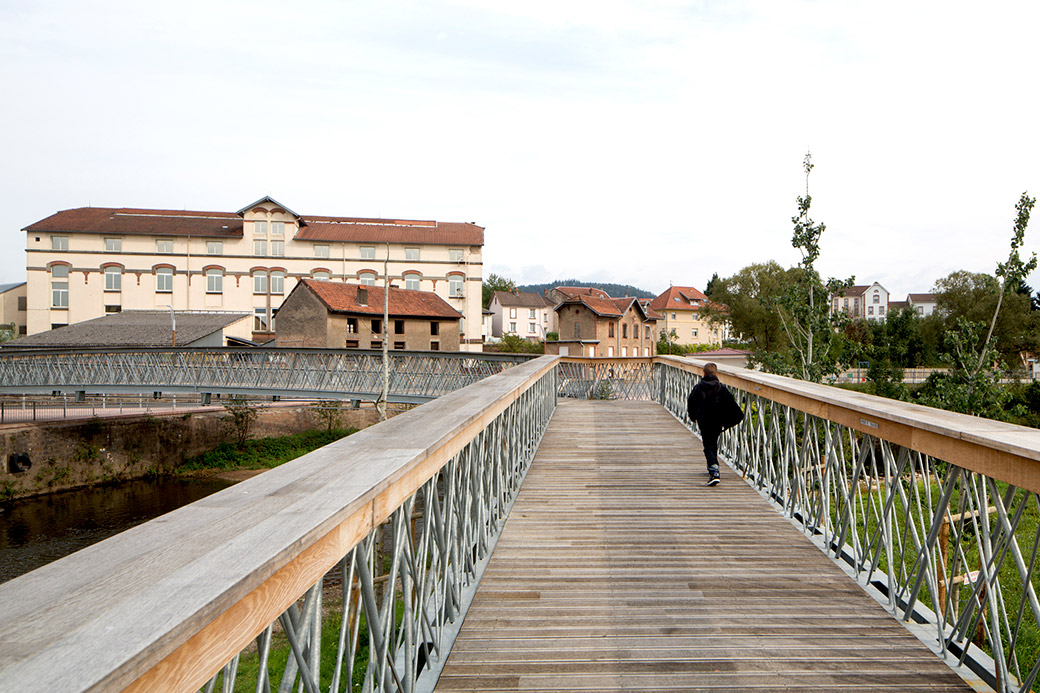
left=518, top=280, right=655, bottom=299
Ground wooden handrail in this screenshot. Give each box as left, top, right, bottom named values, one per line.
left=661, top=355, right=1040, bottom=494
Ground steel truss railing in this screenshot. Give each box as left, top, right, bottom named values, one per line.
left=656, top=357, right=1040, bottom=692
left=196, top=363, right=556, bottom=693
left=556, top=357, right=657, bottom=400
left=0, top=356, right=557, bottom=693
left=0, top=348, right=532, bottom=403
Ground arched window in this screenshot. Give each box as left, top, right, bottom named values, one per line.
left=104, top=266, right=122, bottom=292
left=253, top=270, right=268, bottom=294
left=51, top=265, right=69, bottom=308
left=312, top=270, right=331, bottom=281
left=206, top=269, right=223, bottom=294
left=271, top=270, right=285, bottom=294
left=404, top=273, right=420, bottom=291
left=156, top=267, right=173, bottom=293
left=358, top=271, right=376, bottom=286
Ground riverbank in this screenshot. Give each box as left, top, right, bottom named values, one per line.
left=0, top=401, right=409, bottom=501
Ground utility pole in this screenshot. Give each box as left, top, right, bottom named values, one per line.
left=376, top=242, right=390, bottom=421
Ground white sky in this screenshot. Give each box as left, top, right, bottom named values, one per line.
left=3, top=0, right=1039, bottom=299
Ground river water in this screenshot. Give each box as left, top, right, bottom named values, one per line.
left=0, top=477, right=236, bottom=584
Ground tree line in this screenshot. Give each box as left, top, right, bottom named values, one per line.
left=702, top=153, right=1039, bottom=423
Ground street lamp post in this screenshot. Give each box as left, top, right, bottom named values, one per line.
left=163, top=305, right=176, bottom=347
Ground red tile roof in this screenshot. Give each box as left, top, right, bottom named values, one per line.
left=298, top=280, right=461, bottom=319
left=908, top=293, right=937, bottom=303
left=24, top=208, right=243, bottom=238
left=557, top=294, right=658, bottom=321
left=555, top=286, right=611, bottom=300
left=295, top=220, right=482, bottom=245
left=23, top=204, right=483, bottom=245
left=649, top=285, right=708, bottom=312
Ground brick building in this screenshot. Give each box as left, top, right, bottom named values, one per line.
left=546, top=288, right=659, bottom=357
left=275, top=279, right=462, bottom=350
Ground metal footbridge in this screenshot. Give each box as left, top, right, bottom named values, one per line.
left=2, top=355, right=1039, bottom=691
left=0, top=347, right=533, bottom=403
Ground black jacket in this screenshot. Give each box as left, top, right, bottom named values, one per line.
left=687, top=374, right=724, bottom=428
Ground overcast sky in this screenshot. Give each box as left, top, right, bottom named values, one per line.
left=3, top=0, right=1039, bottom=299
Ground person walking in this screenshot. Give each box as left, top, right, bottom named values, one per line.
left=686, top=362, right=742, bottom=486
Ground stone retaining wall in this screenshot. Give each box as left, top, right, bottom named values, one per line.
left=0, top=402, right=405, bottom=501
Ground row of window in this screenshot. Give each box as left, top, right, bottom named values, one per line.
left=47, top=267, right=466, bottom=307
left=51, top=235, right=468, bottom=262
left=346, top=340, right=441, bottom=350
left=507, top=307, right=543, bottom=319
left=607, top=322, right=654, bottom=339
left=345, top=318, right=442, bottom=336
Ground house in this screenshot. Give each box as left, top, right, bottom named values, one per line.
left=0, top=282, right=27, bottom=338
left=908, top=293, right=938, bottom=317
left=274, top=279, right=462, bottom=350
left=831, top=282, right=889, bottom=321
left=21, top=196, right=484, bottom=350
left=0, top=310, right=252, bottom=348
left=546, top=290, right=659, bottom=357
left=481, top=309, right=493, bottom=342
left=648, top=285, right=727, bottom=345
left=488, top=290, right=555, bottom=340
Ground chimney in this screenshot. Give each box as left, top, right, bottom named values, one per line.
left=357, top=287, right=368, bottom=306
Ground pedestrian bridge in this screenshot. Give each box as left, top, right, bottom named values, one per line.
left=0, top=347, right=533, bottom=403
left=1, top=356, right=1038, bottom=691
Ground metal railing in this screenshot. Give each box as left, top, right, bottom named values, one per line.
left=0, top=393, right=222, bottom=424
left=0, top=348, right=533, bottom=403
left=556, top=357, right=656, bottom=400
left=0, top=355, right=557, bottom=692
left=656, top=356, right=1040, bottom=692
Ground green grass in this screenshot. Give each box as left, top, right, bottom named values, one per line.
left=177, top=428, right=357, bottom=473
left=833, top=476, right=1040, bottom=673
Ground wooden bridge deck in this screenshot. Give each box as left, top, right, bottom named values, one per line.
left=435, top=400, right=976, bottom=692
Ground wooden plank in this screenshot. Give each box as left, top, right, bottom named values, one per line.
left=435, top=400, right=975, bottom=692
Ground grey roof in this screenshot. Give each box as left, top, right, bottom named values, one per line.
left=2, top=311, right=249, bottom=348
left=0, top=282, right=25, bottom=294
left=492, top=290, right=552, bottom=308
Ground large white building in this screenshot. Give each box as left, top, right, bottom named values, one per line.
left=22, top=196, right=485, bottom=350
left=831, top=282, right=890, bottom=321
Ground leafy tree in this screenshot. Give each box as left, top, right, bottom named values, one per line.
left=934, top=270, right=1037, bottom=368
left=704, top=273, right=720, bottom=298
left=760, top=153, right=853, bottom=382
left=0, top=323, right=15, bottom=343
left=920, top=193, right=1037, bottom=417
left=310, top=399, right=343, bottom=433
left=487, top=334, right=544, bottom=354
left=223, top=396, right=259, bottom=448
left=700, top=261, right=792, bottom=354
left=482, top=273, right=516, bottom=308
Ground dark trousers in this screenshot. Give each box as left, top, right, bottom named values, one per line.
left=700, top=423, right=721, bottom=476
